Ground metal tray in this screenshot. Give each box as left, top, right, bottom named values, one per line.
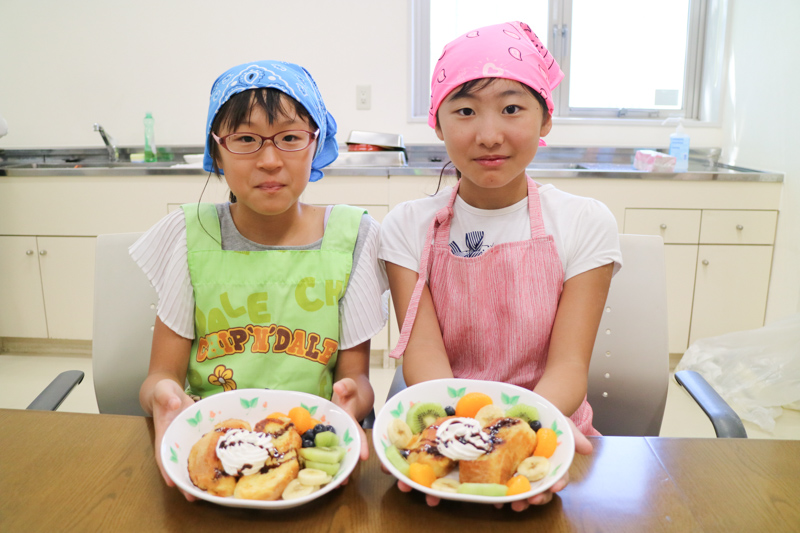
left=345, top=131, right=405, bottom=149
left=328, top=151, right=407, bottom=167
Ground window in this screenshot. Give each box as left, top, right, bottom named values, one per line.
left=411, top=0, right=720, bottom=120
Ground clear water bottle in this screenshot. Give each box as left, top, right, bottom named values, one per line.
left=144, top=112, right=156, bottom=162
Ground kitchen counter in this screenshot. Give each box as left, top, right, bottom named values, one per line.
left=0, top=146, right=784, bottom=182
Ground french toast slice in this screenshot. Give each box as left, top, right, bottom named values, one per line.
left=403, top=416, right=457, bottom=478
left=187, top=418, right=252, bottom=497
left=458, top=418, right=537, bottom=485
left=233, top=450, right=300, bottom=500
left=253, top=416, right=303, bottom=465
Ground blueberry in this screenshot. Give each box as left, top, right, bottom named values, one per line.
left=302, top=438, right=315, bottom=448
left=324, top=425, right=336, bottom=434
left=302, top=429, right=315, bottom=441
left=312, top=424, right=327, bottom=435
left=444, top=406, right=455, bottom=416
left=530, top=420, right=542, bottom=432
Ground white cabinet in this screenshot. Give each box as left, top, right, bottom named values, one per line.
left=0, top=236, right=95, bottom=340
left=0, top=236, right=48, bottom=338
left=625, top=208, right=777, bottom=353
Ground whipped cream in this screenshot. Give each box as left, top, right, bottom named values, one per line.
left=216, top=429, right=275, bottom=476
left=435, top=417, right=493, bottom=461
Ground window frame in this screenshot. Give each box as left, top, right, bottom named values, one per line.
left=410, top=0, right=719, bottom=122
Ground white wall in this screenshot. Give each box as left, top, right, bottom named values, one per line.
left=0, top=0, right=721, bottom=150
left=719, top=0, right=800, bottom=319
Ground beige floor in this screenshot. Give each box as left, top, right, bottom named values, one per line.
left=3, top=352, right=799, bottom=439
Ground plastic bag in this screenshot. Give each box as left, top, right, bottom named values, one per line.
left=675, top=313, right=800, bottom=432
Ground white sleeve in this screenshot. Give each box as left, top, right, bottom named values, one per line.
left=128, top=210, right=196, bottom=339
left=339, top=216, right=390, bottom=350
left=563, top=198, right=623, bottom=281
left=379, top=193, right=448, bottom=273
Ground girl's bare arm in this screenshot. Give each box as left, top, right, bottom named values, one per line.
left=385, top=262, right=454, bottom=385
left=332, top=339, right=375, bottom=423
left=534, top=263, right=614, bottom=416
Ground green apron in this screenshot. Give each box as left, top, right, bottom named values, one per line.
left=182, top=203, right=364, bottom=400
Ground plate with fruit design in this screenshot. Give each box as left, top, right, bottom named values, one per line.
left=161, top=389, right=361, bottom=509
left=373, top=378, right=575, bottom=504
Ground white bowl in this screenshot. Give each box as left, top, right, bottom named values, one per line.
left=182, top=154, right=204, bottom=165
left=161, top=389, right=361, bottom=509
left=373, top=378, right=575, bottom=504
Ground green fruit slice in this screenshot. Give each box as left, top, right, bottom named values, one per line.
left=314, top=431, right=340, bottom=448
left=504, top=404, right=540, bottom=424
left=406, top=402, right=447, bottom=433
left=384, top=445, right=410, bottom=476
left=299, top=446, right=341, bottom=464
left=456, top=483, right=509, bottom=497
left=304, top=460, right=340, bottom=476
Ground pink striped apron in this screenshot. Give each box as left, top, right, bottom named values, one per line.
left=391, top=176, right=598, bottom=435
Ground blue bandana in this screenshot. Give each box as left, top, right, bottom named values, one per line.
left=203, top=61, right=337, bottom=182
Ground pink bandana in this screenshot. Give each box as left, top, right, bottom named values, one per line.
left=428, top=21, right=564, bottom=129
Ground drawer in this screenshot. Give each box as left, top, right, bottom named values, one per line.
left=699, top=210, right=777, bottom=244
left=624, top=209, right=701, bottom=244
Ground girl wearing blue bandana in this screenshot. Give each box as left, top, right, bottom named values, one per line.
left=131, top=61, right=388, bottom=494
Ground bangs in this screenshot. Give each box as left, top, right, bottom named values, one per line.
left=213, top=88, right=318, bottom=135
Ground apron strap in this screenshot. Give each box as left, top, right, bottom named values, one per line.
left=320, top=205, right=365, bottom=253
left=182, top=203, right=222, bottom=251
left=526, top=176, right=547, bottom=238
left=390, top=183, right=460, bottom=359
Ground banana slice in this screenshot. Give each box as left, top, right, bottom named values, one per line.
left=431, top=477, right=461, bottom=493
left=474, top=404, right=506, bottom=427
left=282, top=478, right=318, bottom=500
left=298, top=468, right=333, bottom=487
left=517, top=456, right=550, bottom=482
left=388, top=418, right=413, bottom=448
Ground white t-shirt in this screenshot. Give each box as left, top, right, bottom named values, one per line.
left=379, top=183, right=622, bottom=281
left=130, top=205, right=389, bottom=350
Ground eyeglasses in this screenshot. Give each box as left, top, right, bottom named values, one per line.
left=212, top=129, right=319, bottom=154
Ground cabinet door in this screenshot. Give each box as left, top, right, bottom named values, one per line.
left=37, top=237, right=96, bottom=340
left=664, top=245, right=699, bottom=353
left=689, top=245, right=773, bottom=344
left=0, top=236, right=48, bottom=337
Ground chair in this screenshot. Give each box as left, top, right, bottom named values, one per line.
left=25, top=232, right=151, bottom=414
left=91, top=232, right=156, bottom=416
left=387, top=234, right=746, bottom=438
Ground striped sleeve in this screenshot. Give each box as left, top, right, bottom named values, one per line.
left=128, top=210, right=196, bottom=339
left=339, top=215, right=390, bottom=350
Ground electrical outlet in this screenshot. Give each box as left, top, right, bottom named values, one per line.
left=356, top=85, right=371, bottom=110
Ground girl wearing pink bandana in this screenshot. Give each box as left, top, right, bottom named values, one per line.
left=379, top=21, right=622, bottom=509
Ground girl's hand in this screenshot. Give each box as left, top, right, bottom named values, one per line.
left=332, top=378, right=369, bottom=462
left=152, top=378, right=197, bottom=501
left=389, top=419, right=593, bottom=510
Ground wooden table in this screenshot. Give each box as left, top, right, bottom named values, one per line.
left=1, top=409, right=798, bottom=532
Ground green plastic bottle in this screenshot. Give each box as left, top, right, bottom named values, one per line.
left=144, top=112, right=156, bottom=162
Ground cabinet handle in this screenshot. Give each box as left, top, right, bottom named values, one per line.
left=26, top=249, right=34, bottom=255
left=660, top=223, right=667, bottom=229
left=39, top=250, right=47, bottom=256
left=736, top=224, right=744, bottom=230
left=702, top=259, right=709, bottom=265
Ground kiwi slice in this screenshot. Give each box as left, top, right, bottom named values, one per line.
left=456, top=483, right=509, bottom=497
left=406, top=402, right=447, bottom=433
left=299, top=446, right=341, bottom=464
left=504, top=404, right=540, bottom=424
left=384, top=445, right=410, bottom=476
left=304, top=460, right=340, bottom=476
left=314, top=431, right=339, bottom=448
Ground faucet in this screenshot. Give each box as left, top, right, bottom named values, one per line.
left=93, top=123, right=118, bottom=162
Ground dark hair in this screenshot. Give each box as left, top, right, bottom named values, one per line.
left=208, top=88, right=319, bottom=202
left=433, top=78, right=550, bottom=194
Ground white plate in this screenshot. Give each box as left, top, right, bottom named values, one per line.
left=373, top=378, right=575, bottom=504
left=161, top=389, right=361, bottom=509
